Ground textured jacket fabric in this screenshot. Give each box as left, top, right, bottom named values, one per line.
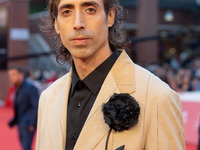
left=36, top=50, right=185, bottom=150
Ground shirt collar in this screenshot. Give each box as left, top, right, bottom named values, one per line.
left=71, top=63, right=80, bottom=95
left=71, top=50, right=120, bottom=96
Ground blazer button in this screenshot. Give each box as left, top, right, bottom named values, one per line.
left=77, top=102, right=81, bottom=108
left=70, top=134, right=77, bottom=141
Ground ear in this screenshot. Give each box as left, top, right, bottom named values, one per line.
left=54, top=19, right=60, bottom=34
left=108, top=8, right=115, bottom=27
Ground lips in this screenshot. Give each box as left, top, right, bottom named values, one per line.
left=71, top=37, right=90, bottom=45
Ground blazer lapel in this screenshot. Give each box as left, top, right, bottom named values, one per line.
left=74, top=72, right=120, bottom=150
left=59, top=71, right=72, bottom=146
left=48, top=70, right=72, bottom=149
left=74, top=50, right=136, bottom=150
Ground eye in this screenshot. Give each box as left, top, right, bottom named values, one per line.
left=86, top=8, right=96, bottom=14
left=62, top=10, right=71, bottom=16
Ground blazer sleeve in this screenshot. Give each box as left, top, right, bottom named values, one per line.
left=145, top=87, right=186, bottom=150
left=35, top=92, right=45, bottom=150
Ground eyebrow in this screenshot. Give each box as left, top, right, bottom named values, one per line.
left=59, top=1, right=100, bottom=11
left=59, top=4, right=74, bottom=11
left=81, top=1, right=100, bottom=8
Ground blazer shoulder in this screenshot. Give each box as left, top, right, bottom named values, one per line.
left=135, top=64, right=171, bottom=91
left=134, top=64, right=179, bottom=104
left=38, top=72, right=71, bottom=109
left=20, top=80, right=38, bottom=94
left=40, top=72, right=71, bottom=102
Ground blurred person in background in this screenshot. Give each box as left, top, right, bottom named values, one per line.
left=25, top=68, right=47, bottom=95
left=37, top=69, right=46, bottom=83
left=190, top=76, right=200, bottom=91
left=8, top=66, right=39, bottom=150
left=180, top=69, right=193, bottom=92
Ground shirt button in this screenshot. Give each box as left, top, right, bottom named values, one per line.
left=78, top=81, right=85, bottom=90
left=77, top=102, right=81, bottom=108
left=70, top=134, right=77, bottom=141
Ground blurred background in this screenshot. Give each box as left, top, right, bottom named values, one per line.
left=0, top=0, right=200, bottom=149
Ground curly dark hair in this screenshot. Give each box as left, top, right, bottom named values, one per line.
left=41, top=0, right=127, bottom=64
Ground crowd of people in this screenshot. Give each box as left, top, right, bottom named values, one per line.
left=147, top=56, right=200, bottom=92
left=25, top=69, right=61, bottom=94
left=24, top=56, right=200, bottom=94
left=5, top=56, right=200, bottom=107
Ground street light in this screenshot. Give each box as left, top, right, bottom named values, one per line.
left=164, top=10, right=174, bottom=22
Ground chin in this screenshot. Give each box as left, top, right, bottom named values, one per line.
left=73, top=54, right=92, bottom=60
left=71, top=48, right=94, bottom=59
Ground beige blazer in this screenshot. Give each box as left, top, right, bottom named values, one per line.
left=36, top=50, right=185, bottom=150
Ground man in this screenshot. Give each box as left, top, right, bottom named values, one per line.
left=36, top=0, right=186, bottom=149
left=8, top=66, right=39, bottom=150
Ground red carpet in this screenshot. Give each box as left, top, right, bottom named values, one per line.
left=0, top=106, right=36, bottom=150
left=0, top=106, right=198, bottom=150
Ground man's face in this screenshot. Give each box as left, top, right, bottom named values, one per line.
left=54, top=0, right=115, bottom=61
left=8, top=69, right=23, bottom=87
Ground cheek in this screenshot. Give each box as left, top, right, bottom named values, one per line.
left=90, top=17, right=107, bottom=32
left=57, top=20, right=70, bottom=37
left=60, top=26, right=71, bottom=43
left=93, top=23, right=108, bottom=41
left=95, top=17, right=107, bottom=30
left=12, top=77, right=17, bottom=82
left=11, top=76, right=18, bottom=82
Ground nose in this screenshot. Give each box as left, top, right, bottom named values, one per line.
left=73, top=11, right=85, bottom=30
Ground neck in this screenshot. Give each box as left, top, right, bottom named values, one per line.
left=73, top=48, right=113, bottom=80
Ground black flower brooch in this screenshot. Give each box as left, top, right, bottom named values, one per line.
left=102, top=93, right=140, bottom=150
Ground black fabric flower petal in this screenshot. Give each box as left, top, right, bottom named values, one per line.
left=102, top=93, right=140, bottom=132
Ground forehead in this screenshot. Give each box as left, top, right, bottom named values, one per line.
left=57, top=0, right=104, bottom=8
left=8, top=69, right=20, bottom=75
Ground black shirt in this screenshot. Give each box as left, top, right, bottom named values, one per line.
left=66, top=50, right=120, bottom=150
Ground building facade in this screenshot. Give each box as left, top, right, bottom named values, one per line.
left=0, top=0, right=200, bottom=100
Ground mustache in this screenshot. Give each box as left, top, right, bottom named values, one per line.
left=68, top=30, right=93, bottom=40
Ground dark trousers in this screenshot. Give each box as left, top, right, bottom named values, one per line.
left=18, top=126, right=35, bottom=150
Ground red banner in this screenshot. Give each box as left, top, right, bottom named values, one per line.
left=179, top=92, right=200, bottom=145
